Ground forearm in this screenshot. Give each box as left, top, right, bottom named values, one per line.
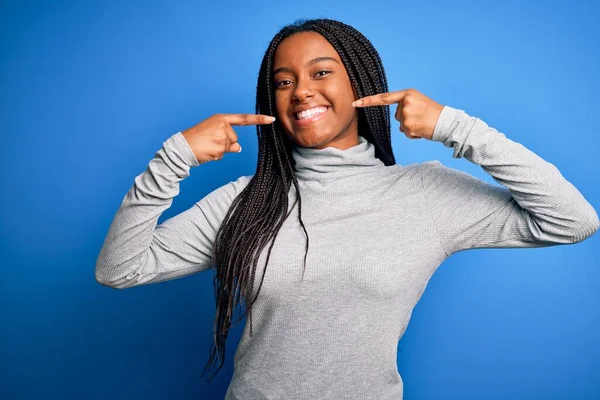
left=95, top=132, right=202, bottom=288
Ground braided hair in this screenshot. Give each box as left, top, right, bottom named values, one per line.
left=201, top=18, right=396, bottom=383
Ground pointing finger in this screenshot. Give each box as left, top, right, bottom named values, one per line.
left=352, top=90, right=408, bottom=107
left=222, top=114, right=276, bottom=126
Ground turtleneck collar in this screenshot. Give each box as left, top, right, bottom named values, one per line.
left=292, top=135, right=385, bottom=179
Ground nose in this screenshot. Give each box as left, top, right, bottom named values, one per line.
left=291, top=77, right=315, bottom=102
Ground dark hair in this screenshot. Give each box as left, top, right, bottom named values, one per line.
left=201, top=18, right=396, bottom=383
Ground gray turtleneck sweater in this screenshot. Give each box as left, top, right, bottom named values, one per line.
left=95, top=105, right=599, bottom=399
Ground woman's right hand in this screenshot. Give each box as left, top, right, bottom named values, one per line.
left=181, top=114, right=276, bottom=163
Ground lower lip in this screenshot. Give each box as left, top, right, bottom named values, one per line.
left=292, top=107, right=329, bottom=127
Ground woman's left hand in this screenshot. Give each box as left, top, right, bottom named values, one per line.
left=352, top=88, right=444, bottom=140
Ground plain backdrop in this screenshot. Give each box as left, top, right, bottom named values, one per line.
left=1, top=0, right=599, bottom=399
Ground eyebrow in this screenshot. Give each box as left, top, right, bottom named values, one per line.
left=273, top=56, right=340, bottom=75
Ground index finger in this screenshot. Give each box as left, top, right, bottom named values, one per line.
left=221, top=114, right=276, bottom=126
left=352, top=90, right=408, bottom=107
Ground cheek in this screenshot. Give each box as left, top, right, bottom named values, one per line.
left=327, top=80, right=355, bottom=115
left=274, top=95, right=288, bottom=118
left=274, top=94, right=293, bottom=134
left=329, top=90, right=356, bottom=122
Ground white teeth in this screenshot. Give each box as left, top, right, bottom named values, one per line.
left=295, top=106, right=328, bottom=120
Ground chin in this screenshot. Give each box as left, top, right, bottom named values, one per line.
left=286, top=129, right=334, bottom=149
left=291, top=135, right=330, bottom=149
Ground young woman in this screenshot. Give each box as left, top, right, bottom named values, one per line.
left=95, top=18, right=599, bottom=399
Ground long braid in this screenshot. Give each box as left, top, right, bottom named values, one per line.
left=201, top=18, right=396, bottom=384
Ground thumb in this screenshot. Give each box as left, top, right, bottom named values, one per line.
left=228, top=142, right=242, bottom=153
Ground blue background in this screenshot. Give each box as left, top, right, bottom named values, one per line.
left=1, top=0, right=599, bottom=399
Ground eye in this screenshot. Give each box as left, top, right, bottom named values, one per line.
left=274, top=79, right=292, bottom=88
left=315, top=70, right=332, bottom=77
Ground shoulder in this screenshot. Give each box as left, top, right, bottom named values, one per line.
left=415, top=160, right=508, bottom=201
left=388, top=160, right=444, bottom=181
left=195, top=174, right=254, bottom=211
left=373, top=162, right=444, bottom=197
left=397, top=160, right=484, bottom=193
left=415, top=160, right=477, bottom=184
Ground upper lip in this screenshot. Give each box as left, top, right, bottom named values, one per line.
left=291, top=104, right=330, bottom=116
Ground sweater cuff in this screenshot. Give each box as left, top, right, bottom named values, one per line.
left=171, top=131, right=200, bottom=167
left=431, top=105, right=467, bottom=143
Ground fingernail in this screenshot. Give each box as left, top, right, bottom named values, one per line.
left=267, top=116, right=276, bottom=122
left=238, top=145, right=242, bottom=152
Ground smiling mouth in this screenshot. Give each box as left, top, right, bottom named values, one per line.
left=293, top=106, right=329, bottom=120
left=292, top=106, right=330, bottom=126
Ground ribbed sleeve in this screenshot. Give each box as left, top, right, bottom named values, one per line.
left=95, top=132, right=251, bottom=289
left=420, top=106, right=599, bottom=256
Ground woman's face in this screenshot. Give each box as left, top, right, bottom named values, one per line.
left=273, top=31, right=359, bottom=150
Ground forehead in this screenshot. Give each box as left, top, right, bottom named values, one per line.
left=273, top=31, right=340, bottom=67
